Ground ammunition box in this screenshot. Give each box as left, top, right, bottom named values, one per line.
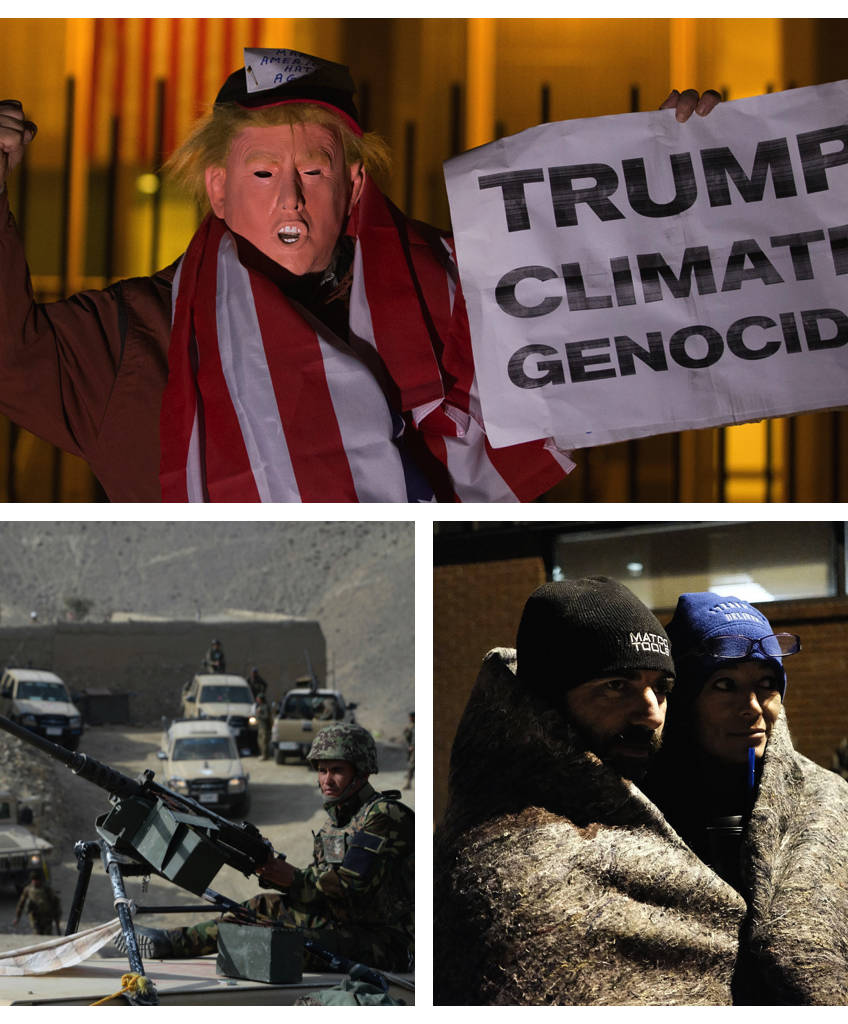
left=216, top=921, right=303, bottom=984
left=133, top=801, right=225, bottom=895
left=96, top=797, right=158, bottom=853
left=96, top=797, right=226, bottom=895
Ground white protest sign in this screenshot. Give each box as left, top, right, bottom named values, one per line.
left=444, top=81, right=848, bottom=450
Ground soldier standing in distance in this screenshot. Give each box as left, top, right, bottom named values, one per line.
left=118, top=722, right=414, bottom=972
left=202, top=638, right=226, bottom=673
left=254, top=693, right=272, bottom=761
left=13, top=870, right=61, bottom=935
left=247, top=666, right=268, bottom=700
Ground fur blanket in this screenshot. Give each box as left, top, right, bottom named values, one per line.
left=737, top=695, right=848, bottom=1004
left=433, top=649, right=848, bottom=1005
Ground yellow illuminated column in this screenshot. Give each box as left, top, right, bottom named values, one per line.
left=670, top=18, right=697, bottom=93
left=466, top=18, right=496, bottom=150
left=64, top=17, right=95, bottom=297
left=261, top=19, right=296, bottom=48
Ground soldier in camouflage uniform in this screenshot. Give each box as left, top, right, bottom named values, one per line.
left=119, top=722, right=414, bottom=972
left=13, top=871, right=61, bottom=935
left=202, top=638, right=226, bottom=673
left=247, top=667, right=268, bottom=700
left=254, top=694, right=272, bottom=761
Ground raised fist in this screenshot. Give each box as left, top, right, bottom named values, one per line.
left=0, top=100, right=38, bottom=190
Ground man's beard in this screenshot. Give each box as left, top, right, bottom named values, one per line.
left=574, top=722, right=663, bottom=780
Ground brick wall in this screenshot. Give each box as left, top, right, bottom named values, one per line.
left=434, top=557, right=546, bottom=825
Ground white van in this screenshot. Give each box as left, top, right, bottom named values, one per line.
left=0, top=669, right=83, bottom=750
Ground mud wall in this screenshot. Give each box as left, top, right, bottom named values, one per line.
left=0, top=620, right=325, bottom=723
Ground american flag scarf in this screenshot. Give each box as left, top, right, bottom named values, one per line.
left=159, top=177, right=574, bottom=502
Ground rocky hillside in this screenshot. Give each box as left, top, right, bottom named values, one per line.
left=0, top=522, right=414, bottom=738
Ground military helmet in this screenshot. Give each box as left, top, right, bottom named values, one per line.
left=307, top=722, right=378, bottom=775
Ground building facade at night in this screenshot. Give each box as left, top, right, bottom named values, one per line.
left=2, top=18, right=846, bottom=502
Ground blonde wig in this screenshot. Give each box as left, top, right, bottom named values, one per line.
left=165, top=102, right=392, bottom=212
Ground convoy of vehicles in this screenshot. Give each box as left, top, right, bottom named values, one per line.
left=0, top=789, right=53, bottom=892
left=270, top=685, right=357, bottom=764
left=180, top=673, right=259, bottom=753
left=158, top=718, right=250, bottom=817
left=0, top=668, right=84, bottom=750
left=0, top=649, right=415, bottom=1004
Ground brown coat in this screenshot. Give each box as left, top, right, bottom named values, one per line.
left=0, top=192, right=175, bottom=501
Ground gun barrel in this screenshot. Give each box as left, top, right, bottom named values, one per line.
left=0, top=712, right=76, bottom=763
left=0, top=713, right=144, bottom=798
left=0, top=713, right=270, bottom=872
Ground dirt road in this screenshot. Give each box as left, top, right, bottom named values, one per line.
left=0, top=723, right=414, bottom=955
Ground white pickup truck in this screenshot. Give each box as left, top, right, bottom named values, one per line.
left=158, top=719, right=250, bottom=818
left=0, top=668, right=84, bottom=751
left=180, top=674, right=258, bottom=753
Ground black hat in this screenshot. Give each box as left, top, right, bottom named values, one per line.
left=516, top=577, right=674, bottom=703
left=216, top=48, right=361, bottom=136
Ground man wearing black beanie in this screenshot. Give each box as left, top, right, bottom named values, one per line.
left=516, top=577, right=674, bottom=779
left=434, top=577, right=748, bottom=1006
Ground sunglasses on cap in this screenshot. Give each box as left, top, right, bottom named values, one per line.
left=682, top=633, right=801, bottom=660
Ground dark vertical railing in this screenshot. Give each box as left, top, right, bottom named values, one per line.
left=787, top=417, right=797, bottom=501
left=672, top=433, right=681, bottom=502
left=540, top=84, right=551, bottom=124
left=449, top=83, right=462, bottom=157
left=105, top=115, right=120, bottom=281
left=6, top=423, right=19, bottom=503
left=51, top=438, right=63, bottom=501
left=717, top=427, right=727, bottom=501
left=60, top=76, right=76, bottom=299
left=630, top=85, right=640, bottom=113
left=150, top=78, right=166, bottom=275
left=627, top=441, right=638, bottom=502
left=404, top=121, right=415, bottom=217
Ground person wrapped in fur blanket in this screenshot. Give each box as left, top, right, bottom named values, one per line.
left=433, top=579, right=848, bottom=1006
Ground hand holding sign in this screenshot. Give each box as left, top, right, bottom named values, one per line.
left=660, top=88, right=722, bottom=122
left=0, top=100, right=37, bottom=192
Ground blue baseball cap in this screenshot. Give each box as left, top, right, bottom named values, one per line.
left=666, top=592, right=787, bottom=698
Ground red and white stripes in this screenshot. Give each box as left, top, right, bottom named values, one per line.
left=159, top=179, right=574, bottom=503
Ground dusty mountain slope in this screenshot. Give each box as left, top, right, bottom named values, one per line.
left=0, top=522, right=414, bottom=737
